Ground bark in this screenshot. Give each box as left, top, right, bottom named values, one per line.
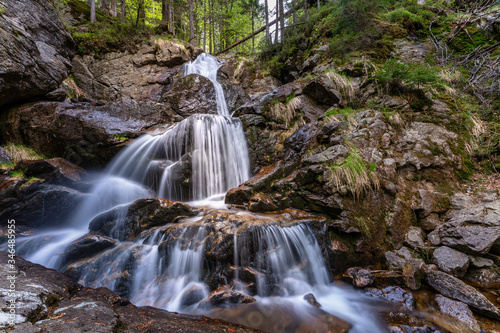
left=274, top=1, right=279, bottom=44
left=251, top=1, right=255, bottom=52
left=264, top=0, right=270, bottom=41
left=304, top=0, right=309, bottom=22
left=110, top=0, right=117, bottom=16
left=121, top=0, right=126, bottom=19
left=279, top=0, right=285, bottom=43
left=168, top=0, right=174, bottom=35
left=189, top=0, right=195, bottom=46
left=317, top=0, right=320, bottom=10
left=203, top=0, right=207, bottom=50
left=90, top=0, right=96, bottom=22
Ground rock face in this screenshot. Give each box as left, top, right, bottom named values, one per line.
left=72, top=38, right=202, bottom=103
left=0, top=252, right=259, bottom=332
left=427, top=271, right=500, bottom=320
left=161, top=74, right=217, bottom=117
left=432, top=194, right=500, bottom=254
left=0, top=0, right=74, bottom=107
left=431, top=246, right=470, bottom=278
left=1, top=100, right=180, bottom=166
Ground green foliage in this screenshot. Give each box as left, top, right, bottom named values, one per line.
left=8, top=170, right=25, bottom=179
left=325, top=107, right=353, bottom=118
left=0, top=6, right=5, bottom=15
left=285, top=93, right=296, bottom=104
left=386, top=8, right=423, bottom=26
left=2, top=143, right=46, bottom=163
left=377, top=58, right=440, bottom=90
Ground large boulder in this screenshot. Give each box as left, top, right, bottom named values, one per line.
left=434, top=295, right=481, bottom=333
left=0, top=0, right=74, bottom=107
left=72, top=38, right=202, bottom=103
left=161, top=74, right=217, bottom=117
left=0, top=178, right=85, bottom=228
left=427, top=271, right=500, bottom=320
left=1, top=100, right=180, bottom=166
left=432, top=195, right=500, bottom=254
left=431, top=246, right=470, bottom=278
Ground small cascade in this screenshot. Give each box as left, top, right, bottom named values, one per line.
left=240, top=224, right=330, bottom=297
left=184, top=53, right=229, bottom=116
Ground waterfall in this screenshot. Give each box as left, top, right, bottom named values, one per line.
left=184, top=53, right=229, bottom=116
left=5, top=53, right=384, bottom=332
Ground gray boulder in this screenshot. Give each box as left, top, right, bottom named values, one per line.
left=431, top=246, right=470, bottom=278
left=0, top=0, right=74, bottom=107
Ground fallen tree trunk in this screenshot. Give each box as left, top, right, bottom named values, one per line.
left=215, top=6, right=299, bottom=55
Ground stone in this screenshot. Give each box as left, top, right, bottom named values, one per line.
left=344, top=267, right=375, bottom=288
left=303, top=293, right=321, bottom=308
left=434, top=295, right=481, bottom=333
left=364, top=286, right=416, bottom=310
left=89, top=198, right=199, bottom=241
left=316, top=121, right=342, bottom=144
left=465, top=268, right=500, bottom=289
left=0, top=148, right=12, bottom=163
left=72, top=38, right=202, bottom=103
left=59, top=234, right=117, bottom=268
left=431, top=246, right=470, bottom=278
left=45, top=88, right=67, bottom=102
left=248, top=193, right=278, bottom=212
left=0, top=181, right=85, bottom=228
left=385, top=247, right=414, bottom=270
left=14, top=158, right=87, bottom=187
left=404, top=227, right=425, bottom=249
left=427, top=271, right=500, bottom=320
left=402, top=258, right=426, bottom=290
left=412, top=190, right=450, bottom=220
left=198, top=285, right=256, bottom=308
left=436, top=198, right=500, bottom=254
left=468, top=256, right=494, bottom=269
left=161, top=74, right=217, bottom=117
left=179, top=284, right=208, bottom=307
left=0, top=253, right=259, bottom=332
left=1, top=100, right=179, bottom=167
left=0, top=0, right=74, bottom=107
left=304, top=145, right=349, bottom=165
left=303, top=75, right=342, bottom=106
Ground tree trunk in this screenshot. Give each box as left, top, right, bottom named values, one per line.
left=168, top=0, right=174, bottom=36
left=317, top=0, right=320, bottom=10
left=279, top=0, right=284, bottom=43
left=136, top=0, right=145, bottom=27
left=203, top=0, right=207, bottom=50
left=304, top=0, right=309, bottom=22
left=162, top=0, right=168, bottom=25
left=121, top=0, right=126, bottom=19
left=110, top=0, right=117, bottom=16
left=251, top=2, right=255, bottom=52
left=264, top=0, right=270, bottom=41
left=275, top=0, right=279, bottom=44
left=90, top=0, right=96, bottom=22
left=189, top=0, right=195, bottom=45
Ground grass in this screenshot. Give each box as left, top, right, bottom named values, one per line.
left=324, top=72, right=356, bottom=106
left=269, top=98, right=302, bottom=128
left=328, top=146, right=380, bottom=199
left=113, top=135, right=129, bottom=142
left=2, top=143, right=46, bottom=163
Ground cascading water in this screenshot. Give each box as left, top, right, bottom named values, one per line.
left=7, top=53, right=384, bottom=332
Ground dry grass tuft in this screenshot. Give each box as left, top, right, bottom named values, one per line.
left=328, top=147, right=380, bottom=200
left=325, top=72, right=356, bottom=105
left=3, top=143, right=46, bottom=163
left=269, top=97, right=303, bottom=128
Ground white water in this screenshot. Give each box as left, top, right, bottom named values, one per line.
left=6, top=53, right=384, bottom=332
left=184, top=53, right=229, bottom=116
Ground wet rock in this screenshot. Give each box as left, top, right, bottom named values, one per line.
left=0, top=253, right=260, bottom=332
left=402, top=259, right=426, bottom=290
left=465, top=268, right=500, bottom=289
left=59, top=234, right=117, bottom=267
left=404, top=227, right=425, bottom=249
left=412, top=190, right=450, bottom=221
left=222, top=82, right=251, bottom=113
left=161, top=74, right=217, bottom=117
left=389, top=325, right=442, bottom=333
left=0, top=181, right=85, bottom=228
left=385, top=247, right=414, bottom=270
left=431, top=246, right=469, bottom=278
left=1, top=100, right=179, bottom=167
left=303, top=75, right=342, bottom=106
left=198, top=286, right=256, bottom=308
left=364, top=286, right=416, bottom=310
left=248, top=193, right=278, bottom=212
left=344, top=267, right=375, bottom=288
left=434, top=295, right=481, bottom=333
left=179, top=284, right=208, bottom=307
left=0, top=0, right=74, bottom=107
left=427, top=271, right=500, bottom=320
left=436, top=197, right=500, bottom=254
left=89, top=198, right=199, bottom=240
left=14, top=158, right=87, bottom=187
left=45, top=88, right=68, bottom=102
left=304, top=293, right=321, bottom=308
